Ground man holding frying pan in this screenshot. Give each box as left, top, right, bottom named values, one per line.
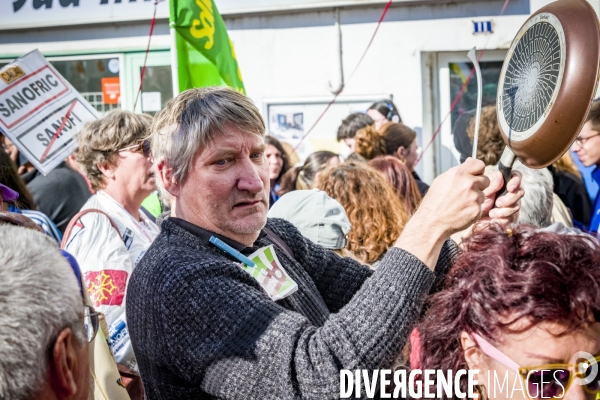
left=124, top=87, right=524, bottom=399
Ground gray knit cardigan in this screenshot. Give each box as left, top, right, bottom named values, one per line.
left=126, top=217, right=457, bottom=399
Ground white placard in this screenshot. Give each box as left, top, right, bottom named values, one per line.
left=0, top=49, right=99, bottom=175
left=141, top=92, right=161, bottom=112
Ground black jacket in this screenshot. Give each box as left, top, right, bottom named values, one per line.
left=548, top=165, right=592, bottom=226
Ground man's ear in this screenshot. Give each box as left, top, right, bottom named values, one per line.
left=156, top=159, right=180, bottom=197
left=50, top=328, right=80, bottom=397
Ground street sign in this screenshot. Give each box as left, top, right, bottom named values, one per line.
left=0, top=49, right=99, bottom=175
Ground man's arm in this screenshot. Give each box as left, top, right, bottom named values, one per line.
left=396, top=159, right=523, bottom=269
left=151, top=250, right=435, bottom=399
left=266, top=218, right=457, bottom=313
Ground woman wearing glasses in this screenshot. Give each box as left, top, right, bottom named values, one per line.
left=414, top=224, right=600, bottom=400
left=63, top=110, right=159, bottom=383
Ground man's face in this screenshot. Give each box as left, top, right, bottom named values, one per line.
left=178, top=128, right=269, bottom=244
left=572, top=121, right=600, bottom=167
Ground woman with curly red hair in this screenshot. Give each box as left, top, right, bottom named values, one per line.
left=415, top=224, right=600, bottom=400
left=317, top=162, right=408, bottom=266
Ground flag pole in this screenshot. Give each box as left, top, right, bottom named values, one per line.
left=170, top=26, right=180, bottom=97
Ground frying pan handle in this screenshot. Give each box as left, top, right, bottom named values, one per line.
left=496, top=147, right=516, bottom=197
left=497, top=161, right=513, bottom=197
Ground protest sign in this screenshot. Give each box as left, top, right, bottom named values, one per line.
left=0, top=49, right=98, bottom=175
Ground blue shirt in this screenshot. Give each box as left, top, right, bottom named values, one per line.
left=589, top=167, right=600, bottom=233
left=8, top=204, right=62, bottom=243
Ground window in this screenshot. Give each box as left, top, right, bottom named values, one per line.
left=449, top=60, right=503, bottom=131
left=50, top=57, right=121, bottom=115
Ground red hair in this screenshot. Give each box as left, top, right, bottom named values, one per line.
left=368, top=156, right=422, bottom=215
left=417, top=224, right=600, bottom=399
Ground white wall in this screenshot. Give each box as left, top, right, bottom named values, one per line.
left=4, top=0, right=597, bottom=181
left=224, top=0, right=531, bottom=180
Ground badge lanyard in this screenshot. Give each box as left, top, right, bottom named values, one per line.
left=210, top=238, right=298, bottom=301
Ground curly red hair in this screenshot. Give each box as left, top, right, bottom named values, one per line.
left=368, top=156, right=422, bottom=215
left=317, top=162, right=408, bottom=264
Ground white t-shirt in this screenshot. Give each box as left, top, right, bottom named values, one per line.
left=64, top=190, right=160, bottom=370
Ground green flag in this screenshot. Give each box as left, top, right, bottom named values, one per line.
left=170, top=0, right=245, bottom=94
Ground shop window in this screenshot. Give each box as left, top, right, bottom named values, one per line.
left=140, top=65, right=173, bottom=116
left=50, top=58, right=121, bottom=115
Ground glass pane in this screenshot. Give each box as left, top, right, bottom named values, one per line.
left=50, top=58, right=121, bottom=115
left=140, top=65, right=173, bottom=116
left=449, top=61, right=503, bottom=131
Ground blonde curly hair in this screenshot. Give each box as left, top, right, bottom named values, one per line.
left=317, top=162, right=408, bottom=264
left=74, top=110, right=152, bottom=190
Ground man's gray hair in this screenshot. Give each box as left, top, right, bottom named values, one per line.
left=513, top=160, right=554, bottom=228
left=0, top=226, right=84, bottom=400
left=150, top=87, right=265, bottom=203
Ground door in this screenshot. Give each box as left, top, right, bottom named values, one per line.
left=435, top=50, right=507, bottom=175
left=124, top=51, right=173, bottom=115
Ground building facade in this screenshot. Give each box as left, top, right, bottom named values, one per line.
left=1, top=0, right=599, bottom=183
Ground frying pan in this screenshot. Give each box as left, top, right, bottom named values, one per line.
left=493, top=0, right=600, bottom=187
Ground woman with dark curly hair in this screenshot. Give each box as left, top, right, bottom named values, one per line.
left=466, top=105, right=504, bottom=166
left=317, top=162, right=408, bottom=266
left=414, top=224, right=600, bottom=400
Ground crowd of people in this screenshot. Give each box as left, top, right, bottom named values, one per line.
left=0, top=86, right=599, bottom=400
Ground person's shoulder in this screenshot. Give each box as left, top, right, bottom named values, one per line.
left=265, top=217, right=304, bottom=243
left=27, top=164, right=90, bottom=197
left=77, top=195, right=113, bottom=222
left=556, top=170, right=587, bottom=193
left=131, top=222, right=254, bottom=291
left=142, top=218, right=226, bottom=264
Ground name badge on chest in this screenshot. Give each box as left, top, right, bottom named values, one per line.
left=241, top=245, right=298, bottom=301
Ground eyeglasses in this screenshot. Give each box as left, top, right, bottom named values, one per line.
left=84, top=305, right=100, bottom=343
left=473, top=333, right=600, bottom=399
left=573, top=133, right=600, bottom=147
left=119, top=140, right=151, bottom=158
